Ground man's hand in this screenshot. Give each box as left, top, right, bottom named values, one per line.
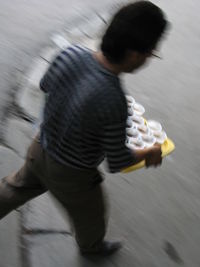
left=145, top=143, right=162, bottom=168
left=132, top=143, right=162, bottom=168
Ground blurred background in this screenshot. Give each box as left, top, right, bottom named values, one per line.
left=0, top=1, right=200, bottom=267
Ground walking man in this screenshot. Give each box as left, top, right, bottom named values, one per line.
left=0, top=1, right=168, bottom=255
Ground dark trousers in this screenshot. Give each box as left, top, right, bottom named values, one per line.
left=0, top=135, right=108, bottom=251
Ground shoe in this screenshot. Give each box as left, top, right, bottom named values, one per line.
left=80, top=241, right=122, bottom=256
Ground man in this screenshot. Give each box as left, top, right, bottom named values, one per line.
left=0, top=1, right=168, bottom=256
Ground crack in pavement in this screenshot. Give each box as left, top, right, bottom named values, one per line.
left=23, top=228, right=72, bottom=236
left=19, top=210, right=32, bottom=267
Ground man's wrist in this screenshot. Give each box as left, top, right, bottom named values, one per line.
left=134, top=148, right=150, bottom=164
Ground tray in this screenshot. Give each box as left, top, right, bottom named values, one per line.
left=122, top=138, right=175, bottom=173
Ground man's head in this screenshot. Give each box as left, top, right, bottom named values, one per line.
left=100, top=1, right=168, bottom=73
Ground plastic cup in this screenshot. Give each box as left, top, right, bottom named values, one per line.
left=133, top=102, right=145, bottom=116
left=127, top=101, right=134, bottom=108
left=147, top=120, right=162, bottom=131
left=138, top=124, right=150, bottom=134
left=126, top=126, right=139, bottom=138
left=126, top=119, right=133, bottom=128
left=127, top=107, right=134, bottom=116
left=142, top=133, right=156, bottom=147
left=127, top=137, right=145, bottom=150
left=153, top=130, right=167, bottom=144
left=131, top=115, right=145, bottom=126
left=125, top=95, right=135, bottom=105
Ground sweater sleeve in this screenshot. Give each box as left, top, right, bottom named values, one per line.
left=39, top=50, right=67, bottom=93
left=101, top=119, right=136, bottom=173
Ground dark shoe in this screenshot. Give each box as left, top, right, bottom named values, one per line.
left=80, top=241, right=122, bottom=256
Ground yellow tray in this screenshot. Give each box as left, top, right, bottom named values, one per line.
left=122, top=138, right=175, bottom=173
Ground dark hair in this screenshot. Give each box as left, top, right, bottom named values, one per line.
left=101, top=1, right=168, bottom=63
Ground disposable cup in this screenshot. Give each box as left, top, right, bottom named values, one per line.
left=133, top=102, right=145, bottom=116
left=127, top=137, right=145, bottom=150
left=131, top=115, right=145, bottom=126
left=127, top=107, right=134, bottom=116
left=153, top=130, right=167, bottom=144
left=142, top=133, right=156, bottom=147
left=126, top=126, right=140, bottom=138
left=125, top=95, right=135, bottom=105
left=138, top=124, right=150, bottom=134
left=126, top=119, right=133, bottom=128
left=147, top=120, right=162, bottom=131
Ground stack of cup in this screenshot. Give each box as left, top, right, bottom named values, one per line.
left=147, top=120, right=167, bottom=144
left=125, top=95, right=146, bottom=149
left=125, top=95, right=167, bottom=150
left=138, top=124, right=156, bottom=148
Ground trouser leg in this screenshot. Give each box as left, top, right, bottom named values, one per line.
left=0, top=168, right=47, bottom=219
left=53, top=183, right=107, bottom=251
left=0, top=137, right=47, bottom=219
left=40, top=156, right=108, bottom=251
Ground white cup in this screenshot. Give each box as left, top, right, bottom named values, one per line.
left=125, top=95, right=135, bottom=105
left=126, top=119, right=134, bottom=128
left=138, top=124, right=150, bottom=134
left=147, top=120, right=162, bottom=132
left=131, top=115, right=145, bottom=126
left=126, top=126, right=139, bottom=138
left=127, top=101, right=134, bottom=108
left=141, top=133, right=156, bottom=147
left=127, top=107, right=134, bottom=116
left=153, top=130, right=167, bottom=144
left=127, top=137, right=145, bottom=150
left=133, top=102, right=145, bottom=116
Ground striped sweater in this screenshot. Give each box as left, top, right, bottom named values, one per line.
left=39, top=45, right=135, bottom=173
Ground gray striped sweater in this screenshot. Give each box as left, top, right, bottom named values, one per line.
left=39, top=45, right=135, bottom=173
